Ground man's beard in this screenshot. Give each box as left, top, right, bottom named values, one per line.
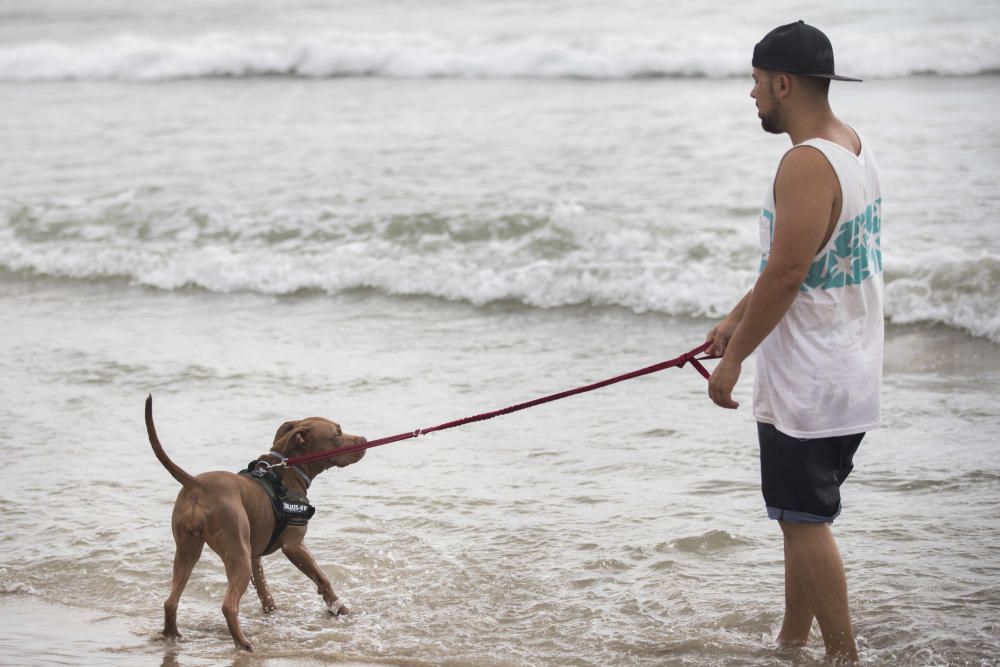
left=760, top=108, right=783, bottom=134
left=759, top=92, right=783, bottom=134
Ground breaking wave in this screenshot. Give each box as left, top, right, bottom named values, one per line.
left=2, top=197, right=998, bottom=343
left=1, top=29, right=998, bottom=82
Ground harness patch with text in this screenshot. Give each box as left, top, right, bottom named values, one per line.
left=238, top=462, right=316, bottom=554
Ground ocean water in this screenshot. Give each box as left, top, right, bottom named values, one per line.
left=1, top=1, right=999, bottom=666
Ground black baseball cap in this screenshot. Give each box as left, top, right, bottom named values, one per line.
left=753, top=20, right=862, bottom=82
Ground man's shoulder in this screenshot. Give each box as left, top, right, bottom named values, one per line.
left=775, top=144, right=837, bottom=185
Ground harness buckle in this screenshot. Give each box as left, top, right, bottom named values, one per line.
left=253, top=459, right=285, bottom=475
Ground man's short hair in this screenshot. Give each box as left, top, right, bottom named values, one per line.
left=794, top=73, right=831, bottom=98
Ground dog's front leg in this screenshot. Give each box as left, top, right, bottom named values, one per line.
left=251, top=557, right=276, bottom=614
left=281, top=541, right=349, bottom=615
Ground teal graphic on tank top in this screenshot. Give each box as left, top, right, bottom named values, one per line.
left=760, top=198, right=882, bottom=291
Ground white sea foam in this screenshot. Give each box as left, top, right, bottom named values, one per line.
left=885, top=250, right=1000, bottom=344
left=0, top=568, right=39, bottom=595
left=0, top=28, right=997, bottom=82
left=2, top=201, right=997, bottom=343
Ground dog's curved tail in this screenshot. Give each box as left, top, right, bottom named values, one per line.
left=146, top=394, right=198, bottom=489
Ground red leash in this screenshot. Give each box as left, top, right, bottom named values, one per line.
left=277, top=342, right=717, bottom=470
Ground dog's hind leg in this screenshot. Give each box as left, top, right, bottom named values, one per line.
left=163, top=530, right=204, bottom=639
left=282, top=541, right=349, bottom=616
left=211, top=519, right=255, bottom=651
left=251, top=557, right=276, bottom=614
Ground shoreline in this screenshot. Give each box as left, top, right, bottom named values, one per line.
left=0, top=595, right=397, bottom=667
left=0, top=595, right=157, bottom=667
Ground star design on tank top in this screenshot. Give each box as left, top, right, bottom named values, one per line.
left=763, top=198, right=881, bottom=292
left=832, top=254, right=854, bottom=280
left=851, top=223, right=866, bottom=248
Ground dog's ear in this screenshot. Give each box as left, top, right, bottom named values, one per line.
left=286, top=425, right=313, bottom=455
left=273, top=421, right=298, bottom=446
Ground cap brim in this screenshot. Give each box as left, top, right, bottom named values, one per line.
left=806, top=72, right=864, bottom=82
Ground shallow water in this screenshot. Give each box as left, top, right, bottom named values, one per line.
left=2, top=281, right=999, bottom=666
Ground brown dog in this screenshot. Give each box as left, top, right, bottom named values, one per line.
left=144, top=395, right=365, bottom=651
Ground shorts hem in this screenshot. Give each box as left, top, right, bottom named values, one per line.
left=766, top=504, right=840, bottom=524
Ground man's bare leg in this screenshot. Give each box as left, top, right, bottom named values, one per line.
left=777, top=527, right=814, bottom=646
left=779, top=521, right=858, bottom=662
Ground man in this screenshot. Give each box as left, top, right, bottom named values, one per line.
left=705, top=21, right=883, bottom=662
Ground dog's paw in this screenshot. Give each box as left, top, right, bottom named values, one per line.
left=329, top=600, right=350, bottom=616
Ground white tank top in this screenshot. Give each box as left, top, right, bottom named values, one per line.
left=753, top=134, right=884, bottom=438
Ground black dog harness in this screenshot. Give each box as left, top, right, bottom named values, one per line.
left=238, top=461, right=315, bottom=556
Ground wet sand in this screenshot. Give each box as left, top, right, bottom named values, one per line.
left=0, top=596, right=395, bottom=667
left=0, top=596, right=148, bottom=666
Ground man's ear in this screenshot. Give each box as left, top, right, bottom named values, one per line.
left=774, top=73, right=792, bottom=98
left=273, top=421, right=297, bottom=446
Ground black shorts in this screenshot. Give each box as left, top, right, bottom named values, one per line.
left=758, top=422, right=864, bottom=524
